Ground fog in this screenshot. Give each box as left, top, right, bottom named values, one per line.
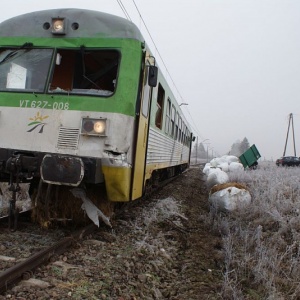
left=1, top=0, right=299, bottom=160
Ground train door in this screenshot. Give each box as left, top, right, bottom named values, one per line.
left=131, top=54, right=157, bottom=200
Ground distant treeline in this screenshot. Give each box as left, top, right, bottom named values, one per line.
left=192, top=137, right=250, bottom=158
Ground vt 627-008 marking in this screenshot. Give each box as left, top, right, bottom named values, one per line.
left=20, top=100, right=70, bottom=110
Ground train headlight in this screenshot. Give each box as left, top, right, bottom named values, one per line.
left=81, top=118, right=107, bottom=136
left=52, top=18, right=66, bottom=35
left=94, top=121, right=105, bottom=134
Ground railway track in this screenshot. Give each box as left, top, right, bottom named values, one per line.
left=0, top=223, right=97, bottom=294
left=0, top=167, right=221, bottom=299
left=0, top=168, right=193, bottom=296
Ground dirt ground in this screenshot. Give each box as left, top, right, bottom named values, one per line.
left=2, top=166, right=225, bottom=300
left=147, top=165, right=224, bottom=299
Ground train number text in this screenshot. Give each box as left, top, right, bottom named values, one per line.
left=20, top=100, right=69, bottom=110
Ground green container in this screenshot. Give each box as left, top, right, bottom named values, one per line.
left=239, top=144, right=261, bottom=169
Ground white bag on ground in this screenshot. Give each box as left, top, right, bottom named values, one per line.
left=203, top=163, right=213, bottom=176
left=209, top=186, right=251, bottom=212
left=210, top=157, right=227, bottom=167
left=210, top=158, right=219, bottom=168
left=209, top=155, right=239, bottom=170
left=218, top=162, right=229, bottom=172
left=207, top=168, right=229, bottom=189
left=228, top=162, right=244, bottom=172
left=224, top=155, right=239, bottom=164
left=206, top=167, right=220, bottom=177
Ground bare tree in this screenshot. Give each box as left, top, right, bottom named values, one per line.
left=228, top=137, right=250, bottom=157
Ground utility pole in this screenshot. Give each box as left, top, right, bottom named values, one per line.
left=195, top=136, right=198, bottom=164
left=206, top=145, right=209, bottom=163
left=283, top=113, right=296, bottom=156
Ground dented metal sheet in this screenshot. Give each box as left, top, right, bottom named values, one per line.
left=71, top=188, right=111, bottom=227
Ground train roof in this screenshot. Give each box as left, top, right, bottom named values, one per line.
left=0, top=8, right=144, bottom=41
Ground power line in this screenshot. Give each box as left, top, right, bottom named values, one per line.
left=131, top=1, right=186, bottom=102
left=117, top=1, right=205, bottom=141
left=130, top=1, right=205, bottom=139
left=185, top=107, right=205, bottom=139
left=116, top=0, right=132, bottom=21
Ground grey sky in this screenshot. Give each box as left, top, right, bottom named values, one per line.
left=1, top=0, right=299, bottom=160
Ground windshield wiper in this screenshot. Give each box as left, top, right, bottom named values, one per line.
left=0, top=42, right=33, bottom=65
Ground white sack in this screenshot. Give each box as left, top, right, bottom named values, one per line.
left=203, top=163, right=212, bottom=176
left=218, top=156, right=229, bottom=164
left=209, top=187, right=251, bottom=212
left=206, top=168, right=220, bottom=177
left=228, top=162, right=244, bottom=172
left=224, top=155, right=239, bottom=164
left=209, top=156, right=239, bottom=170
left=210, top=158, right=218, bottom=168
left=207, top=169, right=229, bottom=189
left=205, top=167, right=221, bottom=177
left=210, top=157, right=228, bottom=167
left=218, top=162, right=229, bottom=172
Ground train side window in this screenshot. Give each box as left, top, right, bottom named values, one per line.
left=185, top=129, right=188, bottom=145
left=187, top=130, right=191, bottom=145
left=165, top=98, right=171, bottom=135
left=185, top=130, right=189, bottom=145
left=178, top=117, right=182, bottom=142
left=181, top=123, right=186, bottom=143
left=155, top=83, right=165, bottom=129
left=170, top=105, right=176, bottom=137
left=174, top=112, right=179, bottom=140
left=186, top=129, right=190, bottom=145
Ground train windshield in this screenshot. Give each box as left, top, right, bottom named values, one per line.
left=49, top=49, right=120, bottom=96
left=0, top=48, right=53, bottom=92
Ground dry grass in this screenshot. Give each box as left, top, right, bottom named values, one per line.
left=212, top=161, right=300, bottom=299
left=133, top=197, right=184, bottom=258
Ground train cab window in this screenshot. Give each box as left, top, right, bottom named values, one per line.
left=49, top=49, right=120, bottom=96
left=155, top=83, right=165, bottom=129
left=0, top=48, right=53, bottom=92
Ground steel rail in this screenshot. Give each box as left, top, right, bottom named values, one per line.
left=0, top=223, right=97, bottom=294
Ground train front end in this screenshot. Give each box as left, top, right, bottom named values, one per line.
left=0, top=9, right=145, bottom=225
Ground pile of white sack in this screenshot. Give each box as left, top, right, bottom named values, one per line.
left=203, top=155, right=251, bottom=212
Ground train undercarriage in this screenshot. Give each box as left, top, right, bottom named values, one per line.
left=0, top=150, right=189, bottom=230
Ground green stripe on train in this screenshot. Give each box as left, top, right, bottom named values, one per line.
left=0, top=38, right=143, bottom=116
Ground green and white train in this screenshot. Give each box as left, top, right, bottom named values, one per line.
left=0, top=8, right=194, bottom=226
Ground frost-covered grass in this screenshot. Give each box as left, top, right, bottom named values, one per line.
left=133, top=197, right=185, bottom=257
left=214, top=161, right=300, bottom=299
